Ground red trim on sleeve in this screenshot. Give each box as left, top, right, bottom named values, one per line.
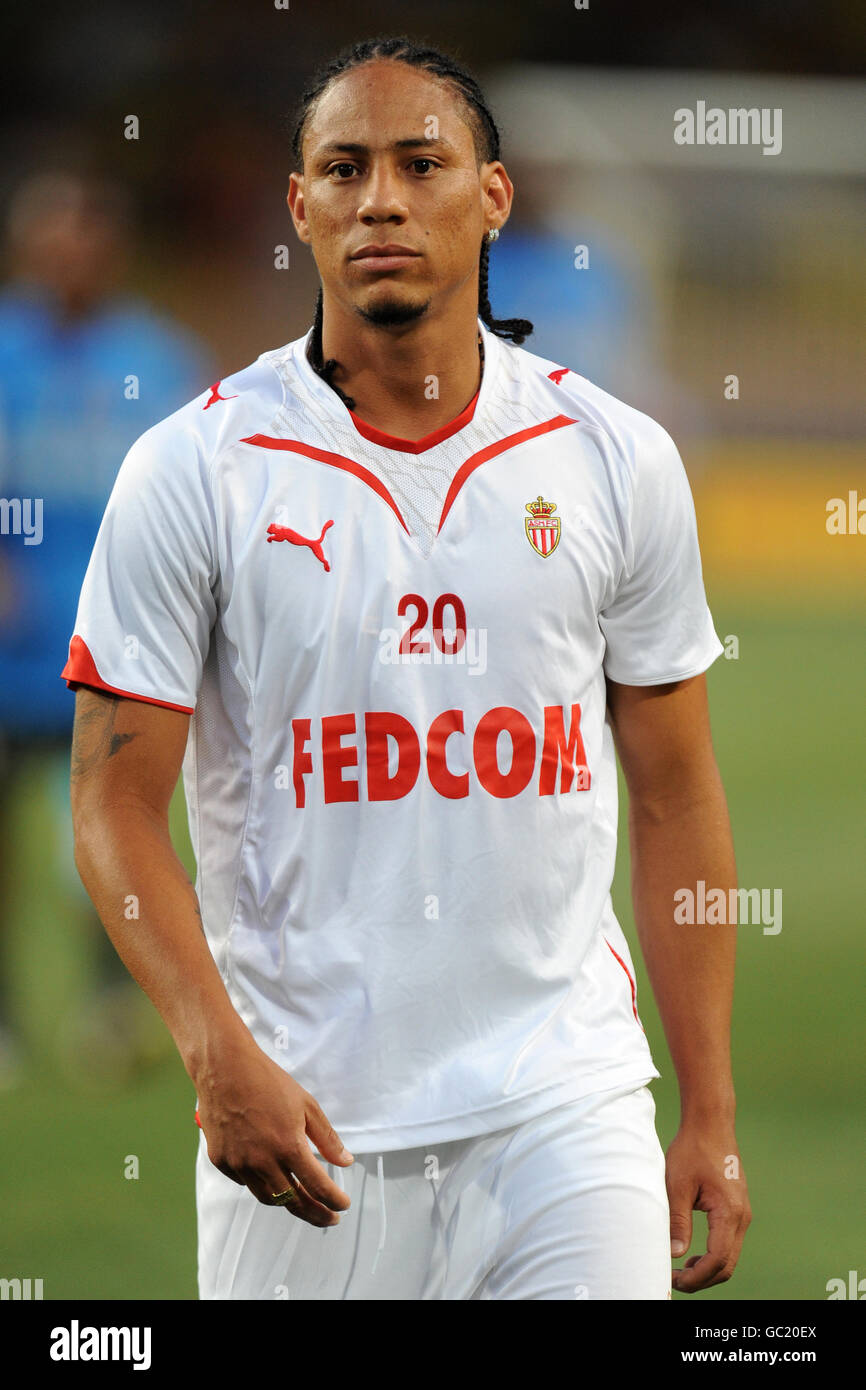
left=604, top=937, right=643, bottom=1028
left=241, top=435, right=411, bottom=534
left=61, top=635, right=194, bottom=715
left=437, top=415, right=577, bottom=533
left=347, top=386, right=481, bottom=454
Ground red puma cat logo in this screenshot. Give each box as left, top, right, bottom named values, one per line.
left=267, top=519, right=334, bottom=572
left=203, top=381, right=238, bottom=409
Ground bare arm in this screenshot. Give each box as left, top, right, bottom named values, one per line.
left=606, top=673, right=751, bottom=1292
left=70, top=687, right=353, bottom=1224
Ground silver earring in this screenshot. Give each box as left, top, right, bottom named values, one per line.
left=487, top=228, right=500, bottom=243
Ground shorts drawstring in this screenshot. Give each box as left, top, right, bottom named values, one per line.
left=370, top=1154, right=387, bottom=1275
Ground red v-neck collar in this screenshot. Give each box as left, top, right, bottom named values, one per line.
left=347, top=383, right=481, bottom=454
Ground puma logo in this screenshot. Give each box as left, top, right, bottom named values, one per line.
left=266, top=519, right=334, bottom=572
left=203, top=381, right=238, bottom=409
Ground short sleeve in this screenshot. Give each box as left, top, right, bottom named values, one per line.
left=599, top=422, right=723, bottom=685
left=60, top=421, right=218, bottom=712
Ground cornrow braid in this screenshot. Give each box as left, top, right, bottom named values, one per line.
left=289, top=35, right=499, bottom=172
left=478, top=236, right=533, bottom=345
left=290, top=34, right=534, bottom=395
left=307, top=286, right=357, bottom=410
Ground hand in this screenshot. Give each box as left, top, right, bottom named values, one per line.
left=194, top=1037, right=354, bottom=1227
left=666, top=1121, right=751, bottom=1292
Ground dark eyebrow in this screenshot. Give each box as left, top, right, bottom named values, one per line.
left=315, top=137, right=457, bottom=158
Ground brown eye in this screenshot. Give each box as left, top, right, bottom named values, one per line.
left=331, top=164, right=357, bottom=179
left=410, top=159, right=435, bottom=174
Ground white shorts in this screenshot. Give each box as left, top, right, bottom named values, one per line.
left=196, top=1080, right=671, bottom=1300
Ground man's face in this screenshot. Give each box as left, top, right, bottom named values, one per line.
left=288, top=60, right=511, bottom=328
left=15, top=198, right=125, bottom=314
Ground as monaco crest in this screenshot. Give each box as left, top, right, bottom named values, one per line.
left=525, top=495, right=561, bottom=557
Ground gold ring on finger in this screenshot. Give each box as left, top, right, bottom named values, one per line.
left=270, top=1184, right=300, bottom=1207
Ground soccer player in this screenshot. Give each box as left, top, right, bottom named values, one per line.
left=63, top=36, right=751, bottom=1299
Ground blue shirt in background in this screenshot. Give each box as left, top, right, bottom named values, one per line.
left=0, top=282, right=212, bottom=736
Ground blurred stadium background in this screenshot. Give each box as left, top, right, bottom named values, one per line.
left=0, top=0, right=863, bottom=1300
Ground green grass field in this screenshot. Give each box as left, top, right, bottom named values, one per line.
left=0, top=601, right=863, bottom=1300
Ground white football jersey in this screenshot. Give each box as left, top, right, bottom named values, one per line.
left=62, top=318, right=723, bottom=1152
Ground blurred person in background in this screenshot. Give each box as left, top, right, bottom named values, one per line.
left=487, top=170, right=643, bottom=392
left=0, top=170, right=213, bottom=1086
left=486, top=157, right=706, bottom=440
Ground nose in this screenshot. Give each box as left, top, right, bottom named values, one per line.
left=356, top=157, right=408, bottom=225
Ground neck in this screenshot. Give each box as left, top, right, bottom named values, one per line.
left=318, top=292, right=484, bottom=441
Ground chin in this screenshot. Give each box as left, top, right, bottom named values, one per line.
left=356, top=292, right=431, bottom=328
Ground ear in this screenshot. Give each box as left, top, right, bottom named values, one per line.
left=287, top=172, right=311, bottom=245
left=481, top=160, right=513, bottom=236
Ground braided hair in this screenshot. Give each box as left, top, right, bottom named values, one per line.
left=289, top=35, right=533, bottom=409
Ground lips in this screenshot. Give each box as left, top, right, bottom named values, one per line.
left=349, top=244, right=422, bottom=272
left=350, top=244, right=420, bottom=260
